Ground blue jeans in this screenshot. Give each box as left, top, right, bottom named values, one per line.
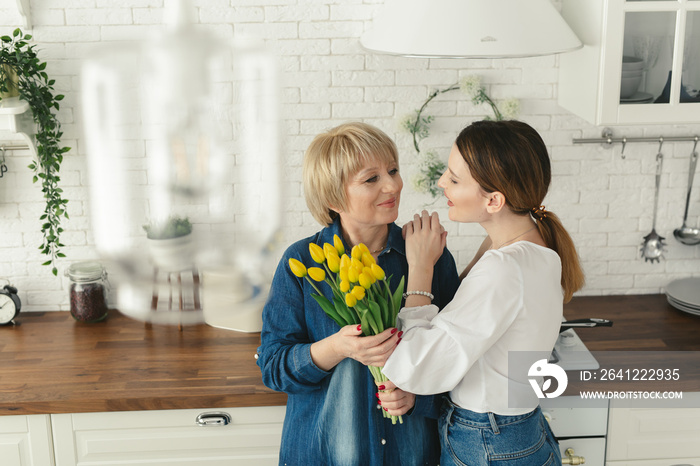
left=438, top=398, right=561, bottom=466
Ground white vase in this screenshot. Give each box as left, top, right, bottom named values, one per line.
left=147, top=234, right=194, bottom=272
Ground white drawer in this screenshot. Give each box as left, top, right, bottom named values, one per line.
left=52, top=406, right=285, bottom=466
left=607, top=400, right=700, bottom=461
left=541, top=397, right=609, bottom=438
left=607, top=459, right=700, bottom=466
left=560, top=437, right=606, bottom=466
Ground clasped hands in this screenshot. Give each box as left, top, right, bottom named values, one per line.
left=403, top=210, right=447, bottom=269
left=376, top=379, right=414, bottom=417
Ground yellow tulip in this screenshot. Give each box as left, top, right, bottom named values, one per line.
left=324, top=243, right=338, bottom=261
left=351, top=245, right=363, bottom=260
left=361, top=252, right=375, bottom=267
left=362, top=267, right=376, bottom=284
left=339, top=266, right=349, bottom=282
left=288, top=258, right=307, bottom=278
left=340, top=254, right=351, bottom=270
left=333, top=234, right=345, bottom=255
left=327, top=253, right=340, bottom=273
left=359, top=272, right=372, bottom=289
left=359, top=243, right=370, bottom=255
left=351, top=285, right=366, bottom=301
left=345, top=293, right=357, bottom=307
left=339, top=280, right=350, bottom=293
left=370, top=263, right=385, bottom=281
left=309, top=243, right=325, bottom=264
left=351, top=257, right=364, bottom=271
left=347, top=266, right=360, bottom=283
left=308, top=267, right=326, bottom=282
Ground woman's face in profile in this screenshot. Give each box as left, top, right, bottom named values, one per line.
left=339, top=158, right=403, bottom=229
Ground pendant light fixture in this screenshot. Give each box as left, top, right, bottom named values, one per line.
left=360, top=0, right=582, bottom=58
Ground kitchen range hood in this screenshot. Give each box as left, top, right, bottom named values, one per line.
left=360, top=0, right=582, bottom=58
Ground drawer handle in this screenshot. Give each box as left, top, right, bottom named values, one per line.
left=196, top=412, right=232, bottom=427
left=562, top=448, right=585, bottom=465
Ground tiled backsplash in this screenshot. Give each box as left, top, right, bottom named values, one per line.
left=1, top=0, right=699, bottom=311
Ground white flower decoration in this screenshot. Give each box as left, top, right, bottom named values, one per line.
left=459, top=75, right=482, bottom=97
left=500, top=98, right=520, bottom=119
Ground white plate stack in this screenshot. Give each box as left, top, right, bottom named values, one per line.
left=665, top=277, right=700, bottom=316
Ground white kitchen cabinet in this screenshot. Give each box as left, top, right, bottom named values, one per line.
left=51, top=406, right=285, bottom=466
left=0, top=414, right=54, bottom=466
left=559, top=0, right=700, bottom=125
left=541, top=397, right=608, bottom=466
left=606, top=393, right=700, bottom=464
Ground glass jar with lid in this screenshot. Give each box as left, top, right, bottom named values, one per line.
left=65, top=261, right=108, bottom=322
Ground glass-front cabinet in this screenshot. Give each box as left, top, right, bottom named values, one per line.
left=559, top=0, right=700, bottom=125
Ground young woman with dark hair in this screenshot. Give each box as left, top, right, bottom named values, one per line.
left=379, top=120, right=585, bottom=466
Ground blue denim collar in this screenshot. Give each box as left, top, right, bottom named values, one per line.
left=320, top=217, right=406, bottom=257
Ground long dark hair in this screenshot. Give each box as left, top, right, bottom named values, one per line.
left=455, top=120, right=584, bottom=302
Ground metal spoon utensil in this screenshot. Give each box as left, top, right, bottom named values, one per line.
left=641, top=152, right=666, bottom=263
left=673, top=142, right=700, bottom=245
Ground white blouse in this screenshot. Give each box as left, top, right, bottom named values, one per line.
left=382, top=241, right=563, bottom=415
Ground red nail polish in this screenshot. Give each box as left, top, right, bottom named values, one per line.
left=397, top=338, right=402, bottom=345
left=378, top=400, right=382, bottom=405
left=383, top=407, right=388, bottom=411
left=378, top=384, right=385, bottom=390
left=375, top=392, right=379, bottom=398
left=357, top=324, right=362, bottom=331
left=398, top=331, right=403, bottom=338
left=391, top=328, right=397, bottom=334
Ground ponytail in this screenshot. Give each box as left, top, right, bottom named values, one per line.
left=535, top=210, right=585, bottom=303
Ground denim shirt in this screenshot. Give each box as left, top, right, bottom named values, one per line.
left=257, top=218, right=460, bottom=466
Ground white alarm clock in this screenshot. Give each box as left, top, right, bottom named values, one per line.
left=0, top=283, right=21, bottom=326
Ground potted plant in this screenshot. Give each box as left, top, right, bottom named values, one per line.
left=143, top=215, right=194, bottom=272
left=1, top=28, right=69, bottom=276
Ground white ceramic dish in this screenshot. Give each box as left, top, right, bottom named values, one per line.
left=620, top=91, right=654, bottom=103
left=666, top=295, right=700, bottom=316
left=620, top=75, right=643, bottom=98
left=622, top=55, right=644, bottom=70
left=665, top=277, right=700, bottom=307
left=621, top=70, right=643, bottom=77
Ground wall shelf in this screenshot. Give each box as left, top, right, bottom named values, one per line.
left=0, top=97, right=37, bottom=158
left=16, top=0, right=31, bottom=29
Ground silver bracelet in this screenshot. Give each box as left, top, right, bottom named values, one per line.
left=403, top=290, right=434, bottom=301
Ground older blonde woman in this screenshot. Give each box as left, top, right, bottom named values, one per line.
left=257, top=122, right=460, bottom=466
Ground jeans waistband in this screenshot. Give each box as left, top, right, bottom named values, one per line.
left=442, top=396, right=540, bottom=433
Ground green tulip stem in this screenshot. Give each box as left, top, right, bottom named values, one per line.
left=304, top=276, right=324, bottom=296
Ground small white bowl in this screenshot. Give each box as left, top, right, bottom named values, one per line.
left=621, top=69, right=643, bottom=78
left=620, top=75, right=643, bottom=98
left=622, top=56, right=644, bottom=71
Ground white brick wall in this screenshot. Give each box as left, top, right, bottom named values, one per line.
left=1, top=0, right=699, bottom=312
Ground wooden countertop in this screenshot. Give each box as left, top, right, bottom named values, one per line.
left=564, top=294, right=700, bottom=352
left=0, top=310, right=286, bottom=416
left=1, top=294, right=699, bottom=416
left=563, top=294, right=700, bottom=394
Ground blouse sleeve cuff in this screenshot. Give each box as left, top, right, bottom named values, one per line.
left=396, top=304, right=440, bottom=329
left=295, top=343, right=331, bottom=383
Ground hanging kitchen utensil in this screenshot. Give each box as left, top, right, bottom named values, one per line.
left=559, top=318, right=613, bottom=334
left=0, top=147, right=7, bottom=178
left=673, top=138, right=700, bottom=245
left=640, top=147, right=666, bottom=263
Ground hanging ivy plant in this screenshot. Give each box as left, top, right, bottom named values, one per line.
left=401, top=75, right=520, bottom=198
left=1, top=28, right=69, bottom=275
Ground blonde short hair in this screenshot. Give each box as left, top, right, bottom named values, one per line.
left=303, top=122, right=399, bottom=226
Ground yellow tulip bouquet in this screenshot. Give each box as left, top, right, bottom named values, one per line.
left=288, top=234, right=405, bottom=424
